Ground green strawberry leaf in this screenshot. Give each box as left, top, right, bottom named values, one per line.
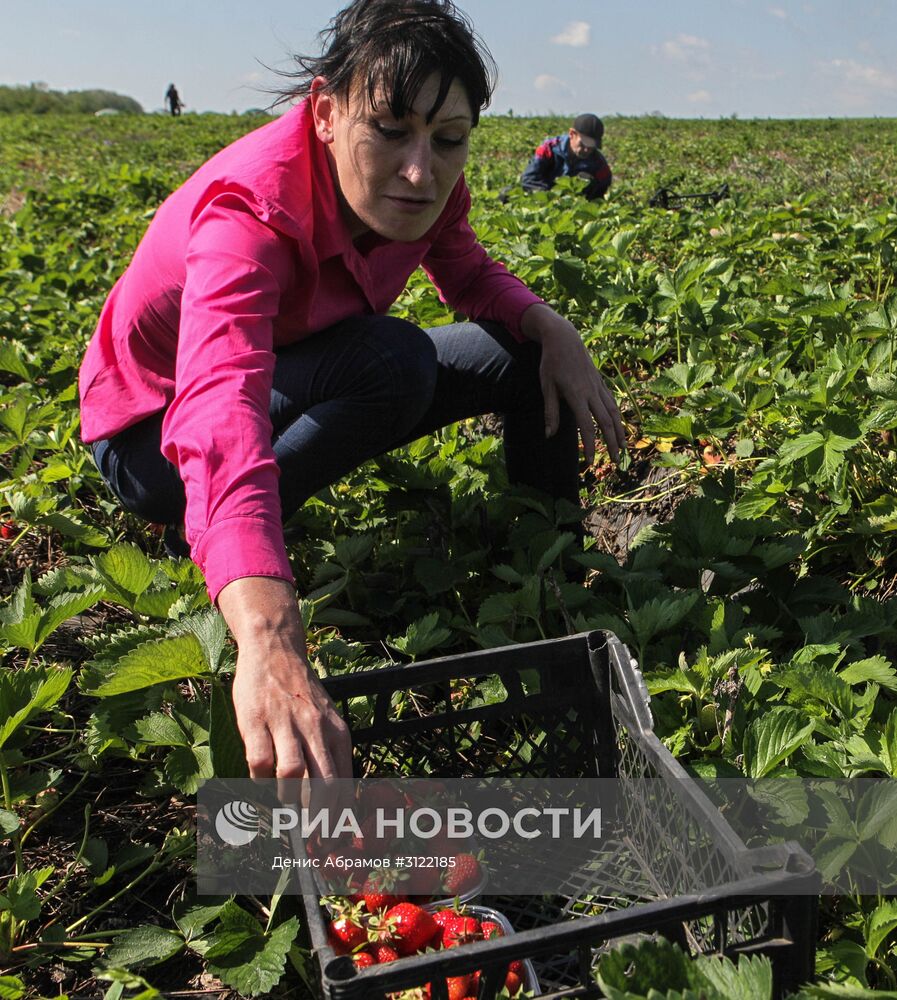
left=104, top=925, right=185, bottom=969
left=203, top=916, right=299, bottom=996
left=742, top=707, right=816, bottom=778
left=84, top=633, right=210, bottom=696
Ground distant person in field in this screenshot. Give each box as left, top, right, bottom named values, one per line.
left=166, top=83, right=183, bottom=117
left=520, top=113, right=612, bottom=200
left=80, top=0, right=625, bottom=784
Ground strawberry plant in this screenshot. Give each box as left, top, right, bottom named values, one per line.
left=2, top=109, right=897, bottom=996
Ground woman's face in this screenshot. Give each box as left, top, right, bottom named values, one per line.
left=311, top=73, right=473, bottom=242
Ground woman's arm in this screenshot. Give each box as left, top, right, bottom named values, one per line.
left=520, top=302, right=626, bottom=465
left=167, top=195, right=354, bottom=779
left=218, top=576, right=352, bottom=781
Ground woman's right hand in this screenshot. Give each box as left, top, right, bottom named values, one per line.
left=218, top=576, right=353, bottom=782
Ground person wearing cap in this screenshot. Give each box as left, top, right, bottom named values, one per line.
left=519, top=113, right=612, bottom=200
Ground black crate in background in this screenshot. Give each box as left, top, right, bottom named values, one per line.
left=298, top=631, right=819, bottom=1000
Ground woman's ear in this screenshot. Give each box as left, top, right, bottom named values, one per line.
left=310, top=76, right=335, bottom=144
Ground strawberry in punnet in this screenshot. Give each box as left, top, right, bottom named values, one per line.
left=503, top=969, right=522, bottom=996
left=322, top=839, right=360, bottom=870
left=351, top=947, right=376, bottom=968
left=442, top=852, right=483, bottom=896
left=431, top=906, right=457, bottom=943
left=445, top=974, right=473, bottom=1000
left=382, top=902, right=437, bottom=956
left=480, top=919, right=504, bottom=940
left=361, top=869, right=408, bottom=913
left=440, top=911, right=482, bottom=949
left=359, top=780, right=407, bottom=815
left=404, top=858, right=441, bottom=899
left=372, top=943, right=400, bottom=964
left=353, top=812, right=397, bottom=855
left=327, top=902, right=367, bottom=955
left=425, top=828, right=455, bottom=856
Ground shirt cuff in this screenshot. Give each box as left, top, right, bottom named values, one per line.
left=193, top=514, right=294, bottom=605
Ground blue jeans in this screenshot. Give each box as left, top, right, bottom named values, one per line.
left=90, top=316, right=580, bottom=546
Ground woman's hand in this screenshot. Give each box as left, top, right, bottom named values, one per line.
left=520, top=303, right=626, bottom=466
left=217, top=576, right=353, bottom=782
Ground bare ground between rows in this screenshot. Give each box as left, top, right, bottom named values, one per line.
left=585, top=458, right=690, bottom=560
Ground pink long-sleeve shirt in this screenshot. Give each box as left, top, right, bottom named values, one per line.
left=79, top=100, right=544, bottom=603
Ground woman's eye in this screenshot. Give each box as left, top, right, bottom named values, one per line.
left=373, top=122, right=406, bottom=140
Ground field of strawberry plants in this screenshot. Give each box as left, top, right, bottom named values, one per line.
left=1, top=108, right=897, bottom=999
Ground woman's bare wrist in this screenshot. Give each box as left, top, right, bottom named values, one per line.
left=217, top=576, right=307, bottom=651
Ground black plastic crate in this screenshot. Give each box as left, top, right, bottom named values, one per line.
left=298, top=630, right=819, bottom=1000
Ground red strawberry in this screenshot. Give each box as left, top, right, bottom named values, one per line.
left=405, top=860, right=440, bottom=899
left=327, top=908, right=367, bottom=954
left=0, top=521, right=15, bottom=540
left=323, top=843, right=360, bottom=869
left=480, top=920, right=504, bottom=940
left=305, top=830, right=322, bottom=858
left=362, top=870, right=407, bottom=913
left=504, top=969, right=522, bottom=996
left=442, top=913, right=482, bottom=949
left=372, top=943, right=400, bottom=964
left=359, top=781, right=407, bottom=816
left=352, top=948, right=376, bottom=968
left=442, top=853, right=482, bottom=896
left=446, top=974, right=472, bottom=1000
left=353, top=813, right=397, bottom=855
left=425, top=828, right=454, bottom=855
left=383, top=902, right=438, bottom=956
left=431, top=907, right=456, bottom=945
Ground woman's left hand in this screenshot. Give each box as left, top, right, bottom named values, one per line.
left=520, top=303, right=626, bottom=465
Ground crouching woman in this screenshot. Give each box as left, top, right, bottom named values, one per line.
left=79, top=0, right=625, bottom=783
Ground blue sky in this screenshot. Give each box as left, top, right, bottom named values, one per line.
left=4, top=1, right=896, bottom=118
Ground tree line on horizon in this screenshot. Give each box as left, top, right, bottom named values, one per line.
left=0, top=83, right=143, bottom=115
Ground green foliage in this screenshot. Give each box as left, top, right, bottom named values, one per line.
left=0, top=84, right=142, bottom=115
left=1, top=110, right=897, bottom=996
left=596, top=938, right=773, bottom=999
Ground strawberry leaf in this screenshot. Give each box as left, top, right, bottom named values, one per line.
left=203, top=916, right=299, bottom=996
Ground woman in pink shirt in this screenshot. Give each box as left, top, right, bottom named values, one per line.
left=80, top=0, right=625, bottom=783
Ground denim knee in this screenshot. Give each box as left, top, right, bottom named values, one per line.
left=364, top=317, right=439, bottom=436
left=89, top=417, right=186, bottom=525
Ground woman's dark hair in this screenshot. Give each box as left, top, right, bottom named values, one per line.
left=275, top=0, right=496, bottom=125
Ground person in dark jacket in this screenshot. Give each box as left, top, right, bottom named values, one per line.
left=165, top=83, right=184, bottom=117
left=520, top=113, right=611, bottom=200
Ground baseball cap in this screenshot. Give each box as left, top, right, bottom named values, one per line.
left=572, top=113, right=604, bottom=149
